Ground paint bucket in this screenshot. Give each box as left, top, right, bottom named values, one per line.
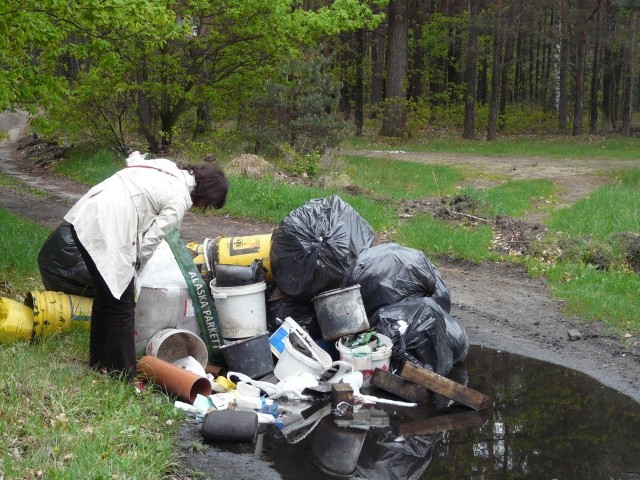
left=336, top=333, right=393, bottom=388
left=220, top=333, right=274, bottom=379
left=208, top=234, right=273, bottom=283
left=25, top=291, right=92, bottom=336
left=0, top=297, right=34, bottom=343
left=136, top=355, right=211, bottom=404
left=146, top=328, right=209, bottom=369
left=209, top=280, right=267, bottom=340
left=311, top=285, right=370, bottom=342
left=273, top=329, right=333, bottom=380
left=310, top=416, right=367, bottom=477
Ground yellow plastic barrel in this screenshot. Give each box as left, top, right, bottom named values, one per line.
left=212, top=234, right=273, bottom=283
left=0, top=297, right=34, bottom=343
left=26, top=291, right=93, bottom=336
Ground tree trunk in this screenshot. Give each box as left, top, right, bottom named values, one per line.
left=572, top=26, right=587, bottom=136
left=381, top=0, right=409, bottom=137
left=355, top=29, right=365, bottom=136
left=602, top=46, right=615, bottom=131
left=558, top=0, right=569, bottom=134
left=487, top=0, right=504, bottom=141
left=463, top=0, right=480, bottom=140
left=408, top=0, right=429, bottom=100
left=622, top=11, right=637, bottom=136
left=370, top=6, right=386, bottom=115
left=590, top=2, right=603, bottom=134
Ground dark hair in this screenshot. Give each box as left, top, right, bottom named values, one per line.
left=187, top=163, right=228, bottom=210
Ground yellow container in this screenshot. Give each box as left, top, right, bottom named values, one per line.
left=26, top=291, right=93, bottom=336
left=211, top=234, right=273, bottom=283
left=0, top=297, right=34, bottom=343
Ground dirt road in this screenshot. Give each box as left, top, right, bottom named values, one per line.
left=1, top=111, right=639, bottom=404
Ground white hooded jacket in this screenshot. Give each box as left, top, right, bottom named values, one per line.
left=64, top=152, right=195, bottom=299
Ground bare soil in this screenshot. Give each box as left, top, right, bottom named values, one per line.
left=1, top=111, right=639, bottom=407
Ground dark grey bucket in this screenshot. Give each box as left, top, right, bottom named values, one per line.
left=219, top=333, right=274, bottom=379
left=311, top=285, right=370, bottom=342
left=311, top=416, right=368, bottom=476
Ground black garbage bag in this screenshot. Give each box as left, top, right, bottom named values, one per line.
left=270, top=195, right=374, bottom=301
left=266, top=295, right=322, bottom=340
left=346, top=243, right=451, bottom=316
left=354, top=426, right=440, bottom=480
left=371, top=297, right=468, bottom=376
left=37, top=221, right=95, bottom=297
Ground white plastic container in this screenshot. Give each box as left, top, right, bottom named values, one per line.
left=209, top=280, right=267, bottom=340
left=274, top=331, right=333, bottom=380
left=335, top=333, right=393, bottom=388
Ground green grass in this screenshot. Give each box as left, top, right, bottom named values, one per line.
left=219, top=174, right=398, bottom=231
left=344, top=133, right=640, bottom=160
left=546, top=169, right=640, bottom=240
left=543, top=262, right=640, bottom=331
left=0, top=209, right=51, bottom=298
left=395, top=214, right=496, bottom=263
left=0, top=330, right=183, bottom=479
left=463, top=179, right=556, bottom=218
left=343, top=155, right=465, bottom=200
left=53, top=148, right=123, bottom=185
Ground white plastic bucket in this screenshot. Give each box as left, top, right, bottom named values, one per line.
left=335, top=333, right=393, bottom=388
left=274, top=331, right=333, bottom=380
left=209, top=280, right=267, bottom=340
left=146, top=328, right=209, bottom=369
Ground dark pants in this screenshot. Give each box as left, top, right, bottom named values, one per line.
left=71, top=226, right=137, bottom=382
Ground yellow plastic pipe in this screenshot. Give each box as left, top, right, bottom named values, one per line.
left=0, top=297, right=34, bottom=343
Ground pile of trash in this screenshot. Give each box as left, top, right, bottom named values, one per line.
left=1, top=193, right=486, bottom=469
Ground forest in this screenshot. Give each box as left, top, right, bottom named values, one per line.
left=2, top=0, right=640, bottom=155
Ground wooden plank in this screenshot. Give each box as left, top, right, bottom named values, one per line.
left=399, top=409, right=490, bottom=437
left=399, top=362, right=491, bottom=411
left=371, top=368, right=431, bottom=403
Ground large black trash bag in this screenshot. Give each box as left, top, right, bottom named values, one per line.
left=371, top=297, right=468, bottom=376
left=346, top=243, right=451, bottom=316
left=270, top=195, right=374, bottom=301
left=37, top=221, right=95, bottom=297
left=354, top=426, right=440, bottom=480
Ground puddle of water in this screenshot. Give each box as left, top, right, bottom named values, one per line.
left=202, top=345, right=640, bottom=479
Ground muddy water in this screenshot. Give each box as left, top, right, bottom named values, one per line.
left=195, top=345, right=640, bottom=479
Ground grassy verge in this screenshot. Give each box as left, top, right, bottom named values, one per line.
left=0, top=209, right=50, bottom=298
left=0, top=329, right=183, bottom=479
left=0, top=211, right=185, bottom=478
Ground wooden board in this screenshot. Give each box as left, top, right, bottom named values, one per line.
left=399, top=362, right=491, bottom=411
